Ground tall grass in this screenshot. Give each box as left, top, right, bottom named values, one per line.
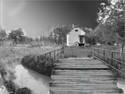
left=21, top=54, right=56, bottom=76
left=0, top=45, right=59, bottom=93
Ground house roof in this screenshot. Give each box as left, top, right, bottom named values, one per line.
left=68, top=27, right=86, bottom=35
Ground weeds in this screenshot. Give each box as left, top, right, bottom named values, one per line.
left=21, top=55, right=55, bottom=76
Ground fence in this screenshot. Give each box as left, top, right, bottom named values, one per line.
left=43, top=46, right=64, bottom=61
left=92, top=47, right=125, bottom=77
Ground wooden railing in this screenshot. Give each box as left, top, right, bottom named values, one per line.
left=92, top=47, right=125, bottom=77
left=43, top=46, right=64, bottom=61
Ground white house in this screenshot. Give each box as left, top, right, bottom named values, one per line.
left=66, top=27, right=86, bottom=46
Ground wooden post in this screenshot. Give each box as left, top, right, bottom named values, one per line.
left=54, top=51, right=55, bottom=61
left=98, top=48, right=99, bottom=57
left=62, top=46, right=65, bottom=58
left=44, top=53, right=46, bottom=57
left=93, top=48, right=95, bottom=57
left=111, top=52, right=113, bottom=66
left=50, top=52, right=51, bottom=58
left=55, top=50, right=57, bottom=60
left=91, top=47, right=93, bottom=57
left=103, top=49, right=105, bottom=60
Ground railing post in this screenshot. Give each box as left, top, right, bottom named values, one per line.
left=55, top=50, right=57, bottom=60
left=44, top=53, right=46, bottom=57
left=59, top=49, right=61, bottom=59
left=98, top=48, right=99, bottom=57
left=53, top=51, right=55, bottom=61
left=111, top=52, right=113, bottom=66
left=103, top=49, right=105, bottom=60
left=93, top=48, right=95, bottom=57
left=50, top=52, right=51, bottom=59
left=91, top=47, right=92, bottom=57
left=62, top=46, right=64, bottom=58
left=94, top=48, right=95, bottom=57
left=92, top=48, right=94, bottom=57
left=90, top=47, right=93, bottom=57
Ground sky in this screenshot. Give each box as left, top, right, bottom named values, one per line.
left=0, top=0, right=107, bottom=38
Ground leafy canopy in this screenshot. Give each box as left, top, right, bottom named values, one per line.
left=0, top=29, right=7, bottom=41
left=8, top=28, right=24, bottom=43
left=97, top=0, right=125, bottom=44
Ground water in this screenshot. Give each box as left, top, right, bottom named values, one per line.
left=13, top=64, right=125, bottom=94
left=13, top=64, right=51, bottom=94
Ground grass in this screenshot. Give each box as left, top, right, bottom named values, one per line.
left=64, top=46, right=92, bottom=58
left=0, top=46, right=59, bottom=64
left=94, top=44, right=125, bottom=51
left=0, top=45, right=59, bottom=68
left=0, top=46, right=59, bottom=78
left=0, top=45, right=59, bottom=93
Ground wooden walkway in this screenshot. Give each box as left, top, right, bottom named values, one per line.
left=50, top=57, right=123, bottom=94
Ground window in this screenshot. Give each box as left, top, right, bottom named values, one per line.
left=75, top=29, right=78, bottom=32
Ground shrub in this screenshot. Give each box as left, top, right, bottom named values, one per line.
left=4, top=80, right=16, bottom=93
left=21, top=55, right=55, bottom=76
left=16, top=87, right=32, bottom=94
left=0, top=66, right=7, bottom=78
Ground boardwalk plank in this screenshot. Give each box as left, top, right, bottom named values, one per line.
left=50, top=58, right=123, bottom=94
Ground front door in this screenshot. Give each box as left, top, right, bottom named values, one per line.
left=79, top=35, right=84, bottom=43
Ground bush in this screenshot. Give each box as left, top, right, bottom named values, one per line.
left=16, top=87, right=32, bottom=94
left=21, top=55, right=55, bottom=76
left=4, top=80, right=16, bottom=93
left=85, top=36, right=96, bottom=45
left=0, top=66, right=7, bottom=78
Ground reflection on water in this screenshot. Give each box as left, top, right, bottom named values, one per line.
left=117, top=78, right=125, bottom=94
left=13, top=65, right=51, bottom=94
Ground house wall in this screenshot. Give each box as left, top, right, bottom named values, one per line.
left=66, top=28, right=86, bottom=46
left=67, top=28, right=80, bottom=46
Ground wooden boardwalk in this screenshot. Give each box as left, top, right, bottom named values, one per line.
left=50, top=57, right=123, bottom=94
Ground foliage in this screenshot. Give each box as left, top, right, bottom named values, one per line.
left=94, top=24, right=117, bottom=45
left=97, top=0, right=124, bottom=24
left=21, top=55, right=55, bottom=76
left=0, top=29, right=7, bottom=46
left=8, top=28, right=24, bottom=44
left=40, top=36, right=51, bottom=42
left=85, top=36, right=97, bottom=45
left=16, top=87, right=32, bottom=94
left=19, top=36, right=33, bottom=44
left=84, top=28, right=97, bottom=45
left=0, top=65, right=7, bottom=78
left=97, top=0, right=125, bottom=52
left=0, top=64, right=16, bottom=93
left=49, top=25, right=72, bottom=44
left=4, top=80, right=16, bottom=93
left=115, top=20, right=125, bottom=43
left=0, top=29, right=7, bottom=41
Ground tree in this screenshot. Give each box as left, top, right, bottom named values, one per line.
left=94, top=24, right=117, bottom=45
left=0, top=29, right=7, bottom=45
left=16, top=87, right=32, bottom=94
left=0, top=29, right=7, bottom=41
left=49, top=25, right=72, bottom=45
left=4, top=80, right=16, bottom=93
left=84, top=27, right=97, bottom=45
left=19, top=36, right=33, bottom=44
left=8, top=28, right=24, bottom=44
left=97, top=0, right=125, bottom=59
